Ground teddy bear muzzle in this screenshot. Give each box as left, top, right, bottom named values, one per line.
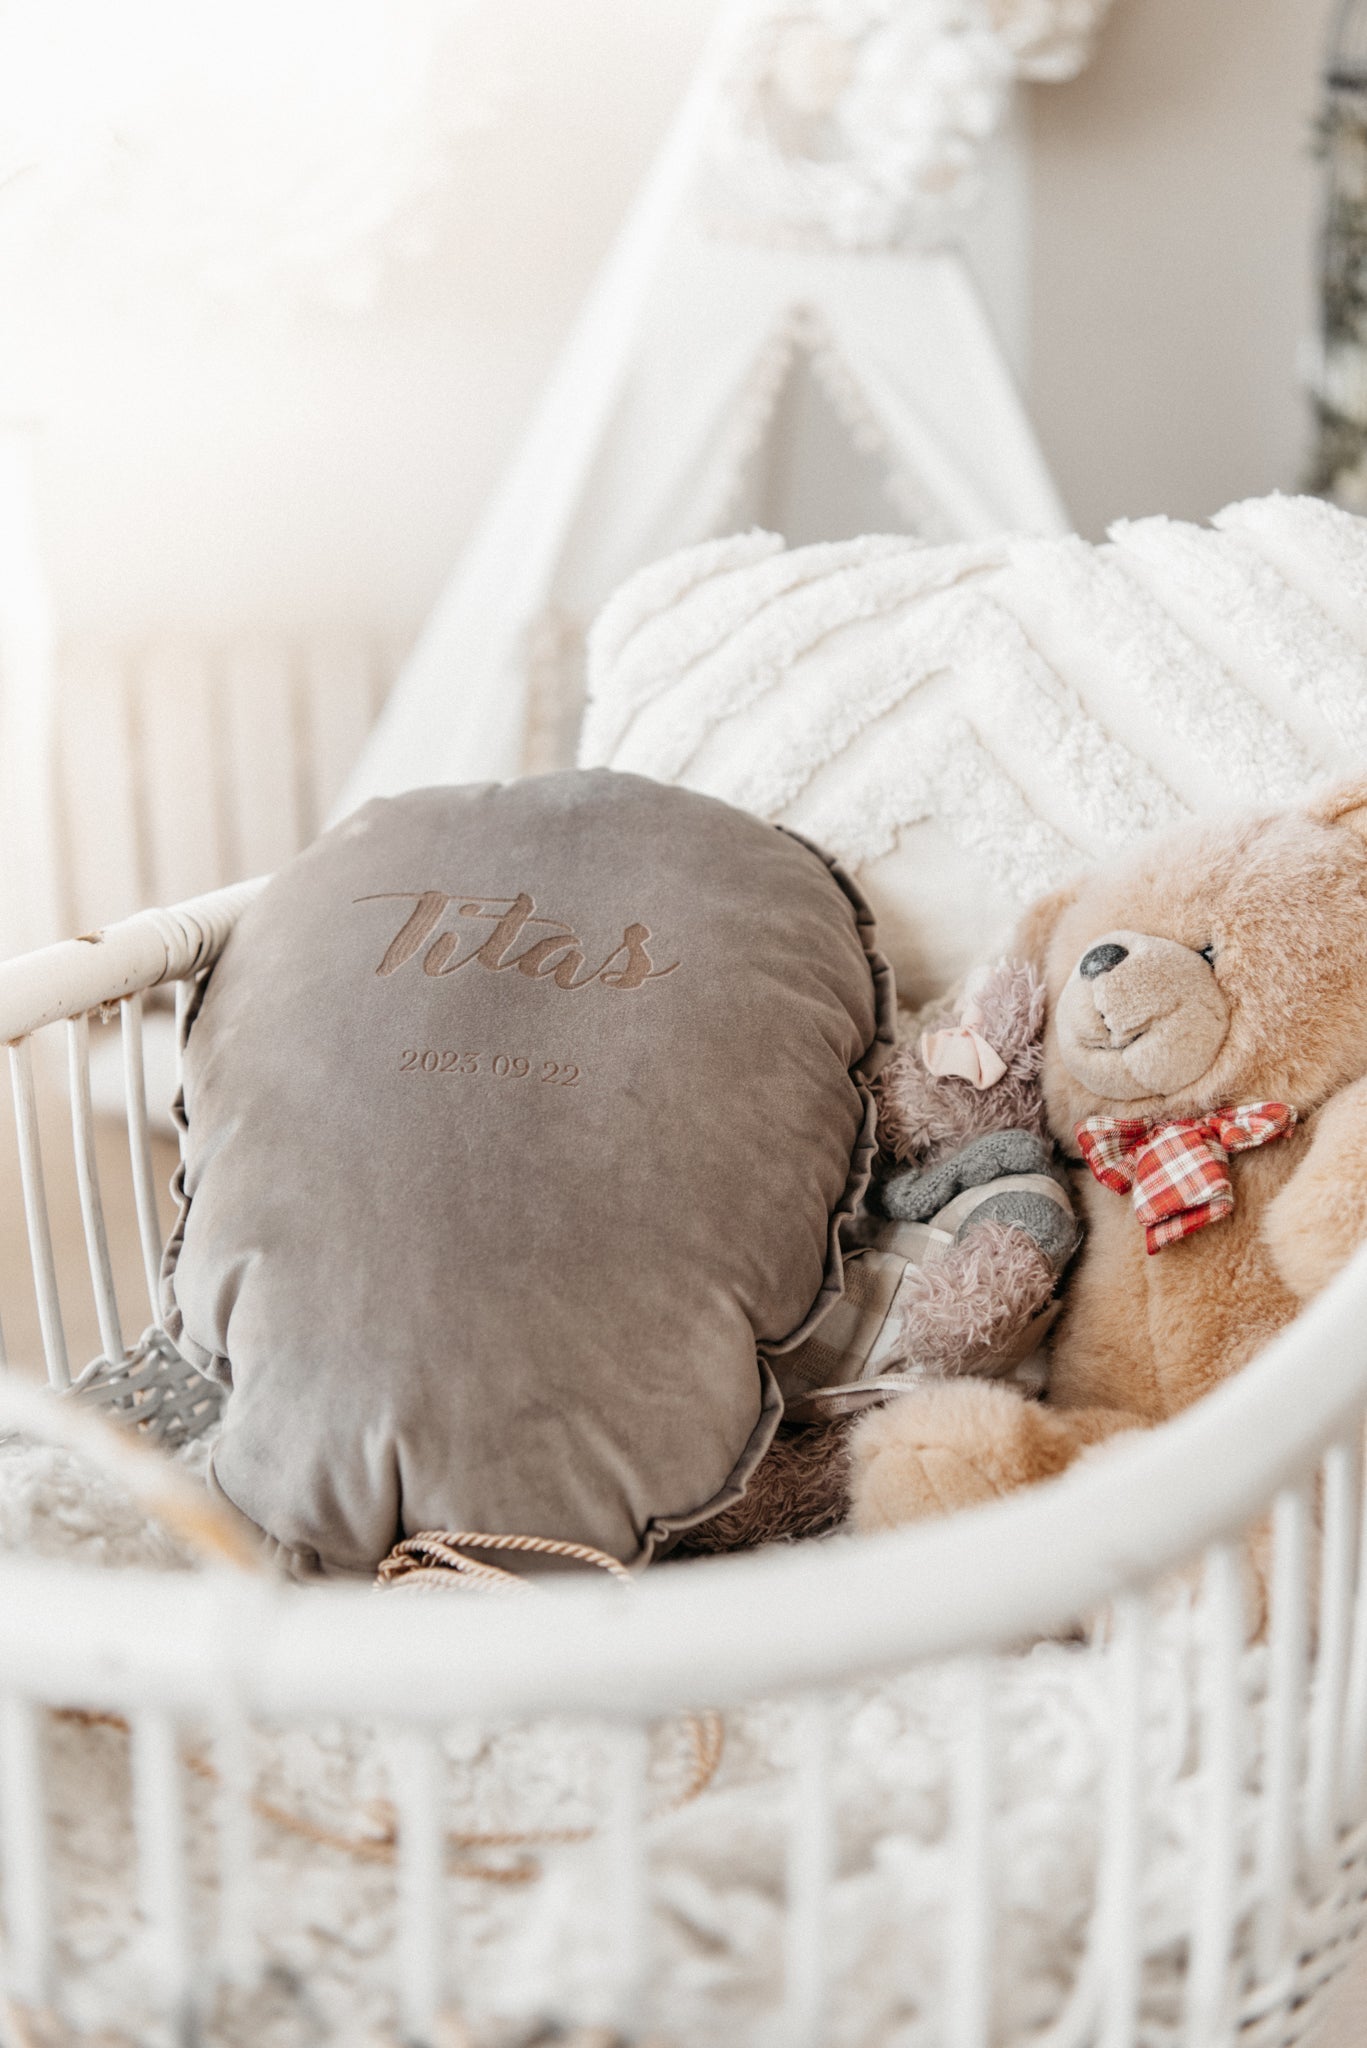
left=1055, top=928, right=1231, bottom=1101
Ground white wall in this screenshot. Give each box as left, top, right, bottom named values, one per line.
left=8, top=0, right=1340, bottom=644
left=12, top=0, right=715, bottom=643
left=1030, top=0, right=1333, bottom=539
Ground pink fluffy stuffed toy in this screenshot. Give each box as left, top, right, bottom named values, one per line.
left=681, top=960, right=1079, bottom=1554
left=872, top=958, right=1078, bottom=1381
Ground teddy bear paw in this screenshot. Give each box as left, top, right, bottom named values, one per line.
left=846, top=1381, right=1034, bottom=1531
left=1263, top=1173, right=1366, bottom=1302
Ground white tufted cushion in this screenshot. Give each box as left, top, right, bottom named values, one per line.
left=580, top=496, right=1367, bottom=1003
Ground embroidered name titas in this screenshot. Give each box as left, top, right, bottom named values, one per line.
left=359, top=891, right=680, bottom=991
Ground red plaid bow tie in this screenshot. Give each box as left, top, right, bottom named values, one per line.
left=1076, top=1104, right=1297, bottom=1255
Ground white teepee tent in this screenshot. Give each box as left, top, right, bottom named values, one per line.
left=337, top=0, right=1106, bottom=811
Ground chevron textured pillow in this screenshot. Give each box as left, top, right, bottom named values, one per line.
left=580, top=496, right=1367, bottom=1003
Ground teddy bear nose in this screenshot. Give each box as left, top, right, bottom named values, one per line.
left=1079, top=942, right=1128, bottom=980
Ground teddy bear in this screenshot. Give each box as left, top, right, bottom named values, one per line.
left=846, top=781, right=1367, bottom=1534
left=680, top=959, right=1079, bottom=1553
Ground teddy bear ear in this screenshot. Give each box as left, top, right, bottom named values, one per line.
left=1309, top=780, right=1367, bottom=842
left=1006, top=877, right=1083, bottom=976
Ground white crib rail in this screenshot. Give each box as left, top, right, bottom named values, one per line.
left=4, top=888, right=1367, bottom=2045
left=123, top=989, right=167, bottom=1321
left=2, top=1255, right=1366, bottom=1717
left=0, top=878, right=265, bottom=1045
left=0, top=881, right=262, bottom=1408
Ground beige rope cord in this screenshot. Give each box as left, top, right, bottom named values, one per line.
left=3, top=1993, right=642, bottom=2048
left=377, top=1527, right=637, bottom=1591
left=53, top=1702, right=726, bottom=1886
left=30, top=1413, right=723, bottom=1880
left=373, top=1529, right=727, bottom=1854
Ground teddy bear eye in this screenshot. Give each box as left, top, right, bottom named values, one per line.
left=1198, top=943, right=1217, bottom=967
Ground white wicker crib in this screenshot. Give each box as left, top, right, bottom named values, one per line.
left=2, top=885, right=1367, bottom=2048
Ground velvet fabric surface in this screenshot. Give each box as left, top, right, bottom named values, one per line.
left=161, top=770, right=894, bottom=1574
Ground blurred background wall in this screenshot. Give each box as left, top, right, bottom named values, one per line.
left=0, top=0, right=1339, bottom=951
left=16, top=0, right=1336, bottom=650
left=1031, top=0, right=1330, bottom=540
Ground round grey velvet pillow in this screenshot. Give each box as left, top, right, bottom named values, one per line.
left=161, top=769, right=895, bottom=1575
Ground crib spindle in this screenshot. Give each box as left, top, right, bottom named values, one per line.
left=67, top=1013, right=125, bottom=1365
left=211, top=1702, right=257, bottom=1989
left=782, top=1694, right=833, bottom=2048
left=392, top=1727, right=444, bottom=2044
left=1098, top=1596, right=1146, bottom=2048
left=946, top=1657, right=993, bottom=2048
left=173, top=981, right=192, bottom=1102
left=131, top=1707, right=195, bottom=2038
left=601, top=1721, right=650, bottom=2035
left=56, top=638, right=149, bottom=935
left=302, top=641, right=382, bottom=839
left=222, top=643, right=304, bottom=883
left=121, top=991, right=166, bottom=1322
left=1306, top=1439, right=1359, bottom=1884
left=9, top=1036, right=70, bottom=1389
left=1022, top=1610, right=1143, bottom=2048
left=1255, top=1483, right=1310, bottom=1983
left=137, top=644, right=225, bottom=908
left=1185, top=1542, right=1245, bottom=2048
left=0, top=1692, right=52, bottom=2008
left=1340, top=1430, right=1367, bottom=1823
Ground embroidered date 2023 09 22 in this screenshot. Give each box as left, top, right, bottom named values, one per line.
left=397, top=1049, right=582, bottom=1085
